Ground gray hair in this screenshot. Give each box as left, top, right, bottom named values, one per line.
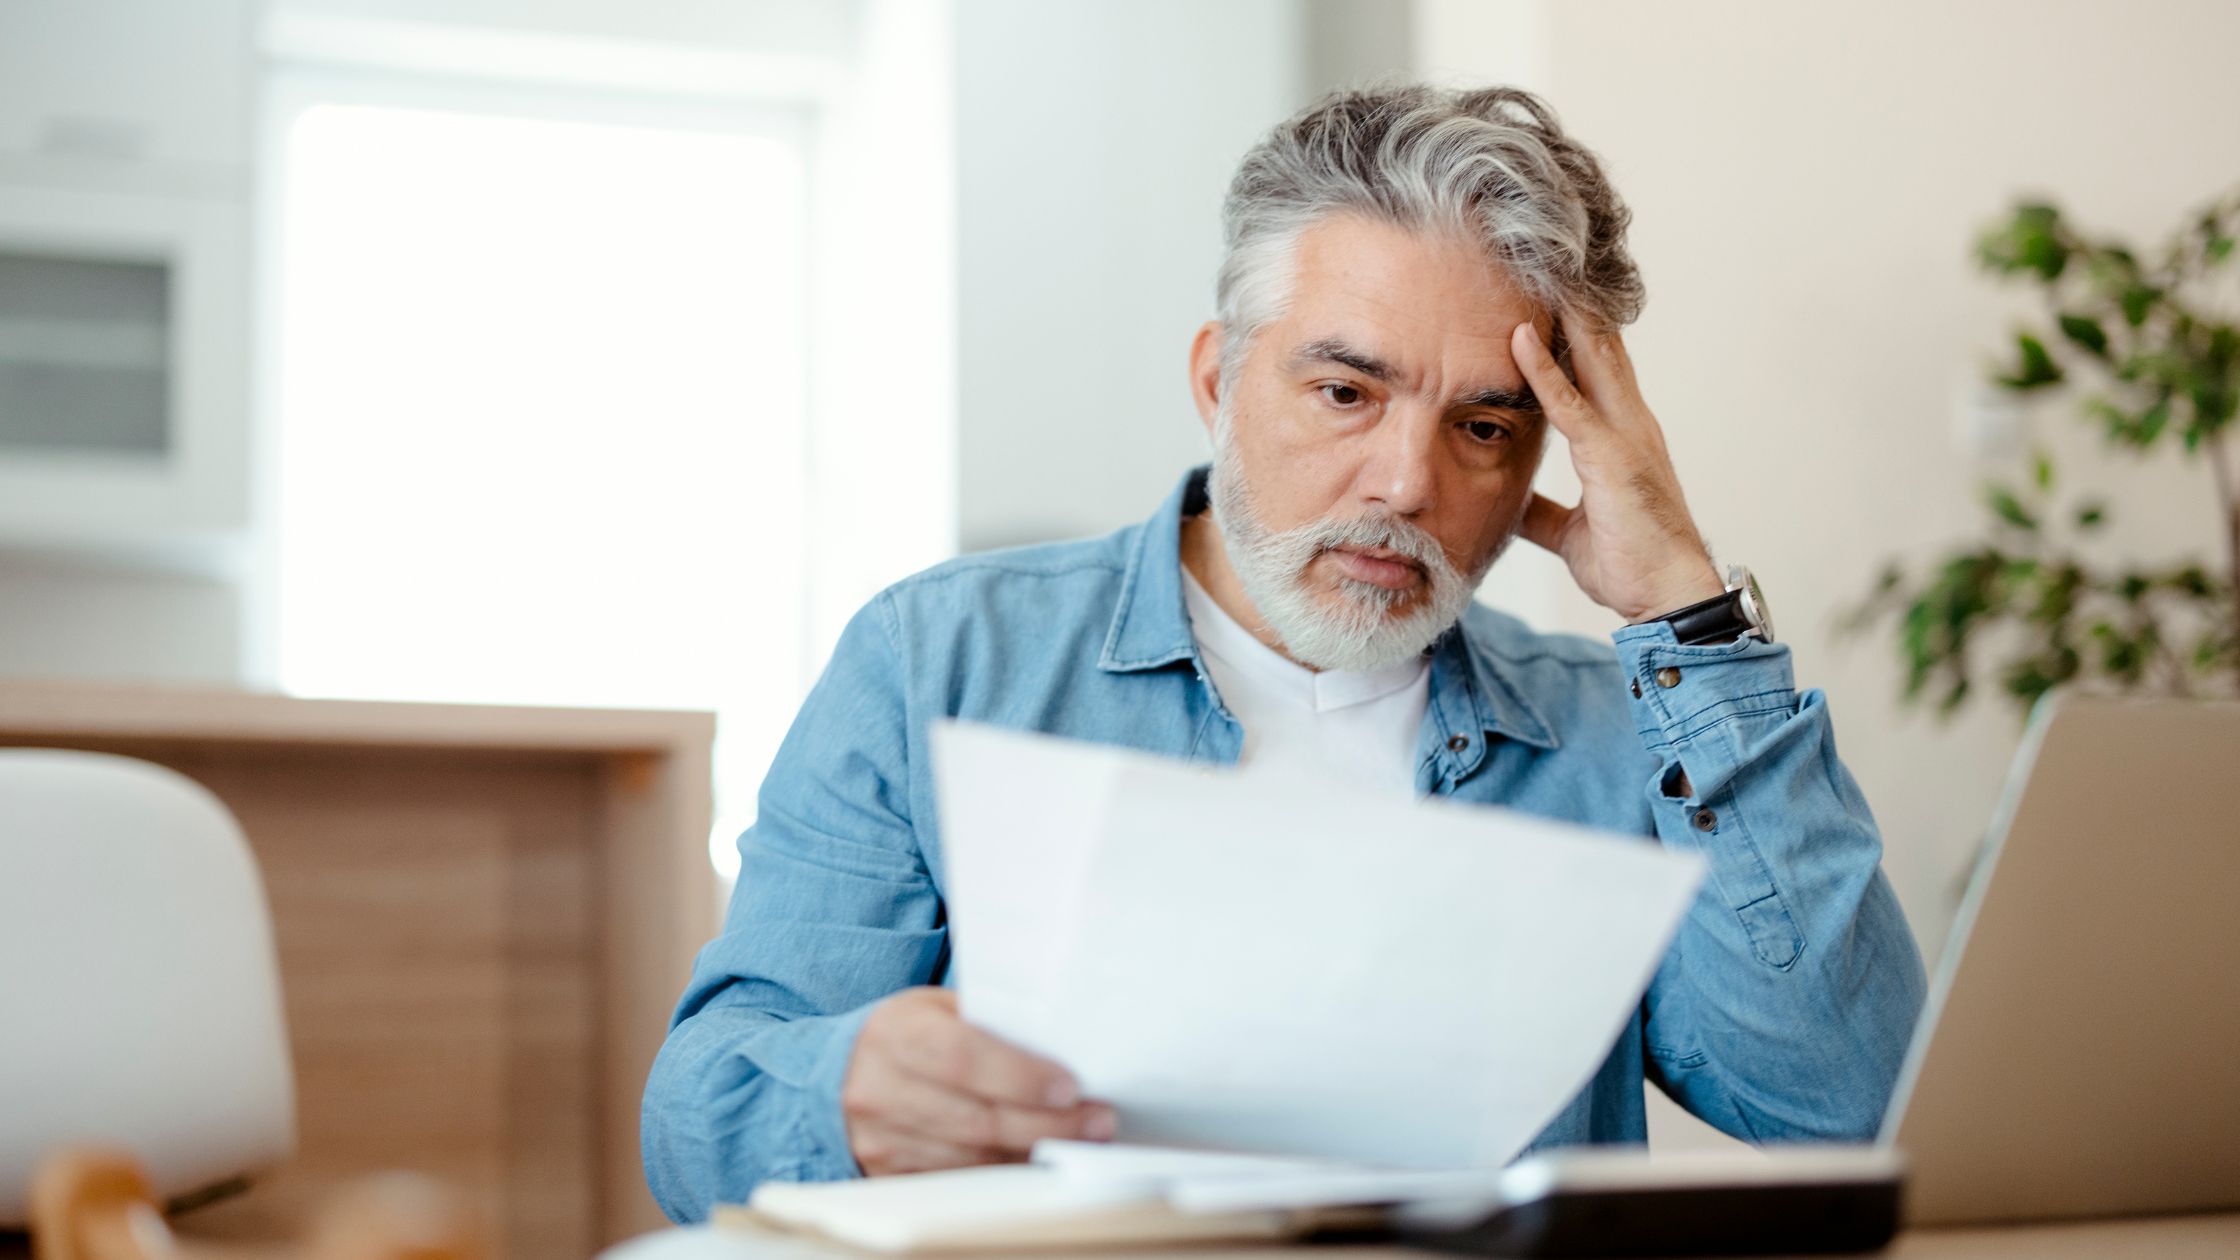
left=1214, top=84, right=1644, bottom=383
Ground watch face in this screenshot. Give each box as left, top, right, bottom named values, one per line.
left=1729, top=564, right=1773, bottom=643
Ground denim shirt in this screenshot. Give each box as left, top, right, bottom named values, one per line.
left=641, top=466, right=1926, bottom=1224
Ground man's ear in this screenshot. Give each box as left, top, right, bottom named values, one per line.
left=1187, top=321, right=1224, bottom=438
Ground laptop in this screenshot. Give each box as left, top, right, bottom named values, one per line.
left=1883, top=693, right=2240, bottom=1225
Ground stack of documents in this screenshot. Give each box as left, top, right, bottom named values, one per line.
left=729, top=1141, right=1901, bottom=1255
left=728, top=1139, right=1907, bottom=1255
left=730, top=723, right=1710, bottom=1252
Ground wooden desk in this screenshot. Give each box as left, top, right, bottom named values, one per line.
left=0, top=679, right=721, bottom=1257
left=10, top=1208, right=2237, bottom=1260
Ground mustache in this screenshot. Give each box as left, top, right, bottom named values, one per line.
left=1271, top=512, right=1456, bottom=580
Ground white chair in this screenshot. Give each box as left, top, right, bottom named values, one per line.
left=0, top=748, right=295, bottom=1226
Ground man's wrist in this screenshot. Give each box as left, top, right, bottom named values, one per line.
left=1629, top=563, right=1725, bottom=624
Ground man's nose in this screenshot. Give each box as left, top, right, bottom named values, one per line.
left=1357, top=406, right=1440, bottom=517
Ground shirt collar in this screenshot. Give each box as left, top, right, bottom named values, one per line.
left=1099, top=464, right=1562, bottom=753
left=1096, top=465, right=1207, bottom=673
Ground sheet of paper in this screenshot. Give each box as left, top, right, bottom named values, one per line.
left=929, top=722, right=1185, bottom=1055
left=930, top=719, right=1705, bottom=1171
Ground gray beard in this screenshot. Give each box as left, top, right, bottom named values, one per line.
left=1205, top=407, right=1505, bottom=672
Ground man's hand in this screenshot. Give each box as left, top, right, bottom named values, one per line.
left=1511, top=312, right=1725, bottom=623
left=842, top=987, right=1117, bottom=1176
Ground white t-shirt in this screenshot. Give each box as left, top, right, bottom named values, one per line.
left=1179, top=564, right=1431, bottom=797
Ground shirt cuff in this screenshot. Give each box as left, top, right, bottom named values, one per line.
left=737, top=1002, right=877, bottom=1183
left=1611, top=620, right=1799, bottom=798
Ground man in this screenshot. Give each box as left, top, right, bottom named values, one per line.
left=642, top=84, right=1926, bottom=1223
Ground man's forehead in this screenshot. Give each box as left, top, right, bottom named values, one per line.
left=1286, top=213, right=1541, bottom=325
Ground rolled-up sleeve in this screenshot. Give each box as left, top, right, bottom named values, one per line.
left=641, top=592, right=946, bottom=1223
left=1614, top=620, right=1927, bottom=1143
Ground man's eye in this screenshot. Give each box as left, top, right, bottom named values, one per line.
left=1319, top=383, right=1364, bottom=407
left=1463, top=419, right=1511, bottom=444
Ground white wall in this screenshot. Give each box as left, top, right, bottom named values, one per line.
left=951, top=0, right=1309, bottom=551
left=1302, top=0, right=1413, bottom=103
left=0, top=0, right=257, bottom=193
left=0, top=551, right=240, bottom=684
left=268, top=0, right=859, bottom=57
left=803, top=0, right=958, bottom=656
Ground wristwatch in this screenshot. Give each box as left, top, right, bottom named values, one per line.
left=1640, top=564, right=1774, bottom=645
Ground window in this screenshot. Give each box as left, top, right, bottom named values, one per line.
left=270, top=82, right=809, bottom=880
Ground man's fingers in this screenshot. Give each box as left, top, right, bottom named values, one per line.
left=1596, top=320, right=1641, bottom=391
left=1518, top=492, right=1575, bottom=556
left=852, top=1119, right=1007, bottom=1176
left=868, top=1057, right=1116, bottom=1152
left=1558, top=308, right=1629, bottom=399
left=1511, top=321, right=1594, bottom=440
left=994, top=1100, right=1117, bottom=1151
left=953, top=1022, right=1080, bottom=1107
left=904, top=1089, right=1115, bottom=1147
left=849, top=1050, right=993, bottom=1143
left=889, top=1000, right=1081, bottom=1109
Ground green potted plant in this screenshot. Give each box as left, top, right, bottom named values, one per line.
left=1842, top=188, right=2240, bottom=718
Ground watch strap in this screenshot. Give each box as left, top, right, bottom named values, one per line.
left=1647, top=587, right=1754, bottom=645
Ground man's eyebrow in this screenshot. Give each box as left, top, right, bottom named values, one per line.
left=1455, top=384, right=1543, bottom=415
left=1288, top=338, right=1397, bottom=382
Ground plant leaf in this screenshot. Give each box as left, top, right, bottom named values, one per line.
left=1979, top=203, right=2069, bottom=280
left=1998, top=332, right=2064, bottom=391
left=2087, top=398, right=2133, bottom=440
left=2057, top=313, right=2109, bottom=356
left=1986, top=485, right=2037, bottom=530
left=2137, top=397, right=2171, bottom=443
left=2167, top=564, right=2212, bottom=597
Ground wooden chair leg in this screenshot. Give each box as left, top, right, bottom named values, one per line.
left=29, top=1150, right=169, bottom=1260
left=30, top=1151, right=488, bottom=1260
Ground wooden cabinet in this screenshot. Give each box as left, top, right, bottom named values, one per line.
left=0, top=679, right=719, bottom=1255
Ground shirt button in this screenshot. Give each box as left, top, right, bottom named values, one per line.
left=1655, top=666, right=1683, bottom=689
left=1446, top=734, right=1470, bottom=752
left=1630, top=678, right=1642, bottom=698
left=1692, top=808, right=1718, bottom=832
